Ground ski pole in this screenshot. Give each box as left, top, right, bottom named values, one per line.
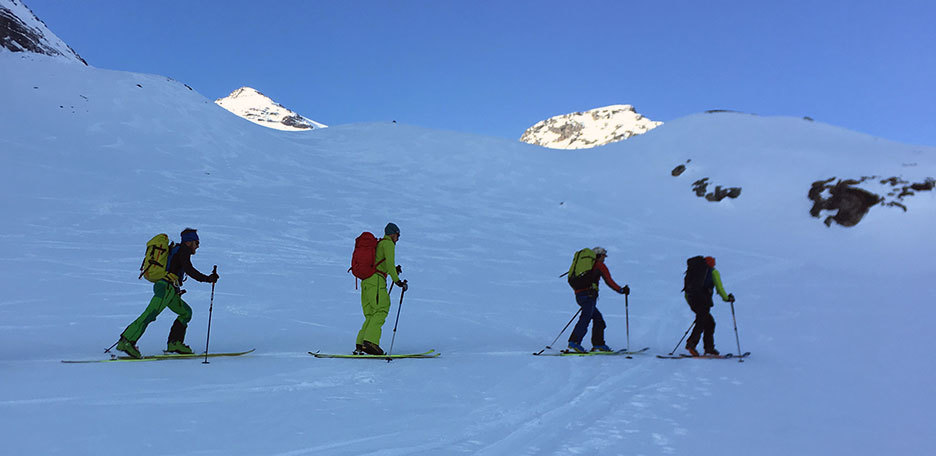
left=202, top=265, right=217, bottom=365
left=669, top=321, right=695, bottom=355
left=625, top=293, right=630, bottom=352
left=533, top=308, right=582, bottom=355
left=104, top=340, right=119, bottom=354
left=386, top=280, right=407, bottom=362
left=730, top=300, right=743, bottom=363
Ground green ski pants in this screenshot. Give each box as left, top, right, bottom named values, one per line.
left=122, top=280, right=192, bottom=343
left=356, top=274, right=391, bottom=345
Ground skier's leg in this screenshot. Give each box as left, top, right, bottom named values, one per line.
left=702, top=311, right=716, bottom=352
left=590, top=307, right=606, bottom=346
left=121, top=281, right=172, bottom=343
left=357, top=275, right=380, bottom=345
left=569, top=292, right=597, bottom=344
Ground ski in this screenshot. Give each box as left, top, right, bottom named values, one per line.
left=62, top=349, right=255, bottom=364
left=534, top=347, right=644, bottom=357
left=656, top=351, right=751, bottom=360
left=309, top=349, right=439, bottom=359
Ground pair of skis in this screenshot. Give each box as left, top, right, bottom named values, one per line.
left=533, top=347, right=649, bottom=357
left=309, top=349, right=439, bottom=359
left=656, top=351, right=751, bottom=360
left=62, top=349, right=255, bottom=363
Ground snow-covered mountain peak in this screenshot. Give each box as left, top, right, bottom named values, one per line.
left=520, top=104, right=662, bottom=149
left=214, top=86, right=326, bottom=131
left=0, top=0, right=86, bottom=64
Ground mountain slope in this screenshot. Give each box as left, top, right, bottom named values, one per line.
left=0, top=0, right=85, bottom=64
left=520, top=104, right=662, bottom=149
left=1, top=54, right=934, bottom=455
left=215, top=86, right=326, bottom=131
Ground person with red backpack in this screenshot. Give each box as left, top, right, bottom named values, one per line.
left=683, top=256, right=735, bottom=356
left=566, top=247, right=629, bottom=353
left=351, top=223, right=406, bottom=355
left=117, top=228, right=219, bottom=359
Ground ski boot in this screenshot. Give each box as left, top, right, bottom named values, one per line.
left=166, top=341, right=194, bottom=355
left=567, top=342, right=587, bottom=353
left=362, top=340, right=385, bottom=355
left=704, top=348, right=720, bottom=356
left=354, top=344, right=365, bottom=355
left=117, top=337, right=142, bottom=359
left=591, top=344, right=613, bottom=352
left=685, top=344, right=700, bottom=357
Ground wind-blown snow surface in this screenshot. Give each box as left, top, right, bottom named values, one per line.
left=1, top=54, right=934, bottom=455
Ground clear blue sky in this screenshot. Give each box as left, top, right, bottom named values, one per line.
left=25, top=0, right=936, bottom=145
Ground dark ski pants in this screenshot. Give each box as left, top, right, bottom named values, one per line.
left=569, top=291, right=606, bottom=346
left=687, top=309, right=716, bottom=352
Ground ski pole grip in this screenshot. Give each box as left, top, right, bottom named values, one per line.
left=212, top=265, right=218, bottom=274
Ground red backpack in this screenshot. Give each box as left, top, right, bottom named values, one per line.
left=349, top=232, right=385, bottom=280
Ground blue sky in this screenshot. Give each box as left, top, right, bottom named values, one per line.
left=25, top=0, right=936, bottom=145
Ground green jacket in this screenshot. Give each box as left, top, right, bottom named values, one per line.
left=376, top=236, right=400, bottom=283
left=711, top=268, right=730, bottom=301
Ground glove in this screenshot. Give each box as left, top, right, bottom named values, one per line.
left=619, top=285, right=630, bottom=295
left=208, top=273, right=219, bottom=283
left=395, top=280, right=408, bottom=292
left=727, top=293, right=735, bottom=303
left=396, top=265, right=403, bottom=274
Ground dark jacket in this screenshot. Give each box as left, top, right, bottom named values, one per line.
left=168, top=243, right=212, bottom=284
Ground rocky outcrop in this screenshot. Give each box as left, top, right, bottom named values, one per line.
left=520, top=104, right=661, bottom=149
left=670, top=159, right=741, bottom=202
left=692, top=178, right=742, bottom=202
left=0, top=0, right=86, bottom=64
left=808, top=176, right=935, bottom=227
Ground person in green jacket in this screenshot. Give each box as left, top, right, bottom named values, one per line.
left=684, top=256, right=734, bottom=356
left=356, top=222, right=407, bottom=355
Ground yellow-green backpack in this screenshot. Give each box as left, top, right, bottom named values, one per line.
left=138, top=234, right=175, bottom=283
left=567, top=248, right=598, bottom=290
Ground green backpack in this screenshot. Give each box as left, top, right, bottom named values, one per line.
left=567, top=248, right=598, bottom=290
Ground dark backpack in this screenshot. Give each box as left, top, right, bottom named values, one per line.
left=683, top=255, right=710, bottom=296
left=567, top=248, right=599, bottom=290
left=349, top=232, right=385, bottom=280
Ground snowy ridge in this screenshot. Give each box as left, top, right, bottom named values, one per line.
left=520, top=104, right=662, bottom=149
left=0, top=0, right=85, bottom=64
left=1, top=53, right=935, bottom=455
left=215, top=86, right=326, bottom=131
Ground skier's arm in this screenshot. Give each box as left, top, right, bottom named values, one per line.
left=182, top=255, right=212, bottom=283
left=596, top=262, right=624, bottom=293
left=711, top=268, right=730, bottom=301
left=379, top=239, right=401, bottom=283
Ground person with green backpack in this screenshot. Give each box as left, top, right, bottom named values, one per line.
left=117, top=228, right=219, bottom=359
left=566, top=246, right=629, bottom=353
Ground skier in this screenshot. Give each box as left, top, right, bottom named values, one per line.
left=567, top=247, right=629, bottom=353
left=117, top=228, right=219, bottom=359
left=356, top=222, right=407, bottom=355
left=683, top=256, right=735, bottom=356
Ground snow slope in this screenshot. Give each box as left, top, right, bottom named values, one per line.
left=520, top=104, right=662, bottom=149
left=1, top=53, right=934, bottom=455
left=215, top=86, right=327, bottom=131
